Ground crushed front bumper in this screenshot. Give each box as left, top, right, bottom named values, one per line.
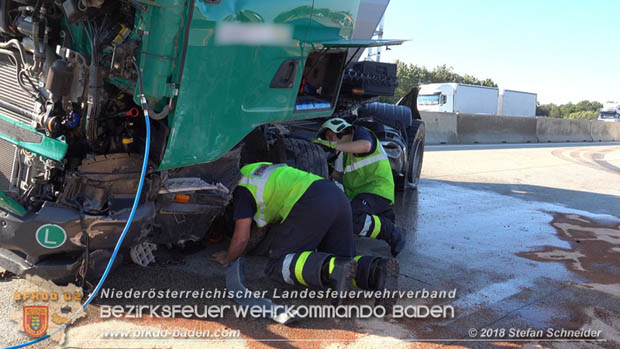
left=0, top=201, right=156, bottom=282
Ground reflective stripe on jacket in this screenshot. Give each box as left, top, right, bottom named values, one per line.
left=238, top=162, right=321, bottom=227
left=337, top=129, right=394, bottom=203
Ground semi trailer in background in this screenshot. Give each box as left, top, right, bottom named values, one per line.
left=417, top=83, right=499, bottom=115
left=598, top=102, right=620, bottom=122
left=417, top=83, right=538, bottom=117
left=497, top=89, right=537, bottom=117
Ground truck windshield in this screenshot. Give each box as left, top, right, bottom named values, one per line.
left=418, top=94, right=441, bottom=105
left=599, top=112, right=617, bottom=119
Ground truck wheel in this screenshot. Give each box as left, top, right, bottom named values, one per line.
left=405, top=120, right=425, bottom=190
left=272, top=138, right=329, bottom=178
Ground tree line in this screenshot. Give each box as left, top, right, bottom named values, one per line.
left=535, top=101, right=601, bottom=120
left=386, top=60, right=602, bottom=119
left=382, top=60, right=497, bottom=104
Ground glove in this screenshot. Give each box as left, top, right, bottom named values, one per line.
left=311, top=138, right=338, bottom=150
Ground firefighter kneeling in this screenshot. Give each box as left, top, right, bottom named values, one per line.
left=210, top=162, right=399, bottom=305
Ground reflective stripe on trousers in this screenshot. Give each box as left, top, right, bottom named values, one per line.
left=358, top=214, right=381, bottom=239
left=239, top=164, right=285, bottom=227
left=279, top=251, right=325, bottom=287
left=281, top=253, right=296, bottom=285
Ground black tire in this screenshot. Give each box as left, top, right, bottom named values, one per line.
left=272, top=138, right=329, bottom=178
left=357, top=102, right=412, bottom=132
left=405, top=120, right=425, bottom=190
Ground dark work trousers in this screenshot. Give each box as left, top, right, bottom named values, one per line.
left=351, top=193, right=396, bottom=244
left=265, top=180, right=356, bottom=287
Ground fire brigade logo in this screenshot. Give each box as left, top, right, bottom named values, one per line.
left=23, top=305, right=49, bottom=338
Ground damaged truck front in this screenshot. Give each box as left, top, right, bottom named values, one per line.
left=0, top=0, right=419, bottom=285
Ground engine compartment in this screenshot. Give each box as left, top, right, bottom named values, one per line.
left=0, top=0, right=148, bottom=213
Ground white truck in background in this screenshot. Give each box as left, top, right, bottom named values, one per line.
left=497, top=89, right=537, bottom=117
left=417, top=83, right=499, bottom=115
left=598, top=102, right=620, bottom=122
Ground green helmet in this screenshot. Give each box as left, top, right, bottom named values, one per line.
left=318, top=118, right=353, bottom=139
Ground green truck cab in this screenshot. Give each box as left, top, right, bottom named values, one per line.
left=0, top=0, right=422, bottom=284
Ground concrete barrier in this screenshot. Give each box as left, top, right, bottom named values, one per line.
left=536, top=118, right=593, bottom=142
left=457, top=113, right=538, bottom=144
left=420, top=111, right=459, bottom=144
left=416, top=111, right=620, bottom=145
left=591, top=120, right=620, bottom=141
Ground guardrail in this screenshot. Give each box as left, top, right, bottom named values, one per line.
left=420, top=112, right=620, bottom=144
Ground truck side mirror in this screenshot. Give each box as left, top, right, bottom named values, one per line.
left=440, top=95, right=447, bottom=105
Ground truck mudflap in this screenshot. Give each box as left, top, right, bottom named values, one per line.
left=0, top=201, right=156, bottom=282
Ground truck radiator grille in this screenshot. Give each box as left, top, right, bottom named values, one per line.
left=0, top=56, right=37, bottom=124
left=0, top=138, right=17, bottom=191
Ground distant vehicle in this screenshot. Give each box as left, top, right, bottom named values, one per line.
left=417, top=83, right=498, bottom=115
left=598, top=102, right=620, bottom=122
left=497, top=89, right=537, bottom=117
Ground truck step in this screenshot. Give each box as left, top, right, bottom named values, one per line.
left=159, top=178, right=229, bottom=194
left=129, top=242, right=157, bottom=267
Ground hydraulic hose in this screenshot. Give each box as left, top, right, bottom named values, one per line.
left=4, top=60, right=152, bottom=349
left=0, top=40, right=28, bottom=67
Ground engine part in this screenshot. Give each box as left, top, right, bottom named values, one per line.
left=15, top=15, right=34, bottom=38
left=65, top=111, right=80, bottom=128
left=55, top=46, right=88, bottom=104
left=83, top=0, right=105, bottom=8
left=45, top=59, right=73, bottom=101
left=62, top=0, right=86, bottom=23
left=110, top=40, right=138, bottom=79
left=0, top=1, right=9, bottom=33
left=146, top=103, right=170, bottom=120
left=41, top=114, right=60, bottom=133
left=126, top=107, right=139, bottom=117
left=112, top=24, right=131, bottom=45
left=85, top=62, right=103, bottom=146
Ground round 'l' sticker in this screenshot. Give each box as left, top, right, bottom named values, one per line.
left=35, top=224, right=67, bottom=249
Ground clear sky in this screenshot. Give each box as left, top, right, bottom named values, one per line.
left=377, top=0, right=619, bottom=105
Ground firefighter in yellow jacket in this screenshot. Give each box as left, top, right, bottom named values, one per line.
left=210, top=162, right=399, bottom=300
left=317, top=118, right=406, bottom=257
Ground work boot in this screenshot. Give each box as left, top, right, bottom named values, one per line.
left=389, top=226, right=407, bottom=257
left=322, top=258, right=358, bottom=306
left=370, top=258, right=400, bottom=308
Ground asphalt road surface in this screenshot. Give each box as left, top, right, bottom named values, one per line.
left=1, top=142, right=619, bottom=348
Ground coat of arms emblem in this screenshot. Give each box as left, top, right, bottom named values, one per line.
left=23, top=305, right=49, bottom=338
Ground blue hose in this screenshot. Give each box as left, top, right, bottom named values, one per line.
left=5, top=107, right=151, bottom=349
